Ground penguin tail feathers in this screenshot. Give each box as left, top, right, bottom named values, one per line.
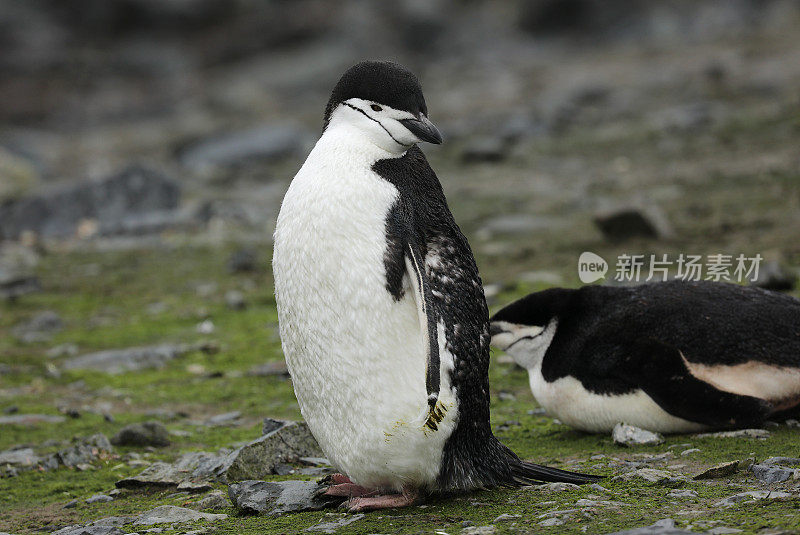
left=511, top=460, right=603, bottom=485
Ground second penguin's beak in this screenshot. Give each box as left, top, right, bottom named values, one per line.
left=400, top=115, right=443, bottom=145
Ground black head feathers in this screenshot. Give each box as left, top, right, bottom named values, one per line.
left=323, top=61, right=428, bottom=128
left=491, top=287, right=576, bottom=328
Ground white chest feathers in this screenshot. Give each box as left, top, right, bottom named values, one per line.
left=272, top=125, right=457, bottom=491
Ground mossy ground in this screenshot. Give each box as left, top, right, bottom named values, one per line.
left=2, top=102, right=800, bottom=534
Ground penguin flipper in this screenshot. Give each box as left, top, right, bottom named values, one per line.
left=628, top=338, right=772, bottom=429
left=404, top=241, right=444, bottom=430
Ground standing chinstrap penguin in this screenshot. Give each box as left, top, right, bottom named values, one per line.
left=273, top=61, right=599, bottom=511
left=490, top=280, right=800, bottom=433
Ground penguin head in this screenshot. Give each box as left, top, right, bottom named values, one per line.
left=323, top=61, right=442, bottom=153
left=489, top=288, right=573, bottom=369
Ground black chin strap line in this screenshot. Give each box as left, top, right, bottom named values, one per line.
left=342, top=102, right=407, bottom=147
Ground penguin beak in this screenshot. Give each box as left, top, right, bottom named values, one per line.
left=400, top=115, right=443, bottom=145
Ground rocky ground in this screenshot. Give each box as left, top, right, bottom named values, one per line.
left=2, top=1, right=800, bottom=534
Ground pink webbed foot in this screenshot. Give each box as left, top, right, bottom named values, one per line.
left=345, top=489, right=420, bottom=512
left=327, top=473, right=353, bottom=485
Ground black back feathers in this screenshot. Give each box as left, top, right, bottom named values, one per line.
left=323, top=61, right=428, bottom=128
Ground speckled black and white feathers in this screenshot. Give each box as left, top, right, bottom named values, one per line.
left=375, top=146, right=599, bottom=489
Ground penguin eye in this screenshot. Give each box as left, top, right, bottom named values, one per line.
left=370, top=104, right=382, bottom=112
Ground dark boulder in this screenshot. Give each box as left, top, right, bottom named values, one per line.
left=0, top=165, right=180, bottom=240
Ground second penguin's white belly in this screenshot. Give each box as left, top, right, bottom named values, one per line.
left=528, top=363, right=707, bottom=434
left=273, top=141, right=457, bottom=491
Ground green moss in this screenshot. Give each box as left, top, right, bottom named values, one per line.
left=2, top=99, right=800, bottom=533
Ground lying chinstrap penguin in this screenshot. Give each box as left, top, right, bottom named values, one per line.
left=273, top=60, right=599, bottom=511
left=490, top=280, right=800, bottom=433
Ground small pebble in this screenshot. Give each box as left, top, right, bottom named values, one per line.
left=85, top=494, right=113, bottom=504
left=196, top=319, right=215, bottom=334
left=667, top=489, right=698, bottom=498
left=613, top=423, right=665, bottom=446
left=225, top=290, right=247, bottom=310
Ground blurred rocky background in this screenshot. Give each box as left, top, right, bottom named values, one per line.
left=2, top=0, right=799, bottom=268
left=2, top=2, right=800, bottom=532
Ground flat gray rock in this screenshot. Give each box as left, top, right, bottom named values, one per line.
left=228, top=480, right=338, bottom=515
left=214, top=420, right=322, bottom=481
left=763, top=457, right=800, bottom=466
left=0, top=165, right=180, bottom=241
left=52, top=516, right=131, bottom=535
left=603, top=518, right=691, bottom=534
left=204, top=411, right=242, bottom=426
left=479, top=214, right=555, bottom=235
left=4, top=434, right=111, bottom=478
left=179, top=125, right=309, bottom=170
left=613, top=423, right=664, bottom=446
left=2, top=434, right=111, bottom=476
left=667, top=489, right=697, bottom=498
left=47, top=343, right=79, bottom=358
left=539, top=518, right=564, bottom=526
left=538, top=508, right=580, bottom=520
left=85, top=494, right=113, bottom=504
left=715, top=490, right=792, bottom=507
left=11, top=310, right=62, bottom=342
left=133, top=505, right=226, bottom=525
left=52, top=527, right=123, bottom=535
left=695, top=429, right=770, bottom=439
left=575, top=498, right=631, bottom=507
left=117, top=419, right=321, bottom=488
left=493, top=513, right=521, bottom=522
left=4, top=412, right=65, bottom=426
left=750, top=463, right=795, bottom=483
left=0, top=448, right=38, bottom=467
left=62, top=344, right=189, bottom=374
left=116, top=451, right=223, bottom=489
left=614, top=468, right=672, bottom=484
left=461, top=526, right=497, bottom=534
left=0, top=243, right=40, bottom=300
left=525, top=482, right=580, bottom=492
left=306, top=513, right=365, bottom=533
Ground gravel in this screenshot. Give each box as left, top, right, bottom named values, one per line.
left=227, top=480, right=338, bottom=515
